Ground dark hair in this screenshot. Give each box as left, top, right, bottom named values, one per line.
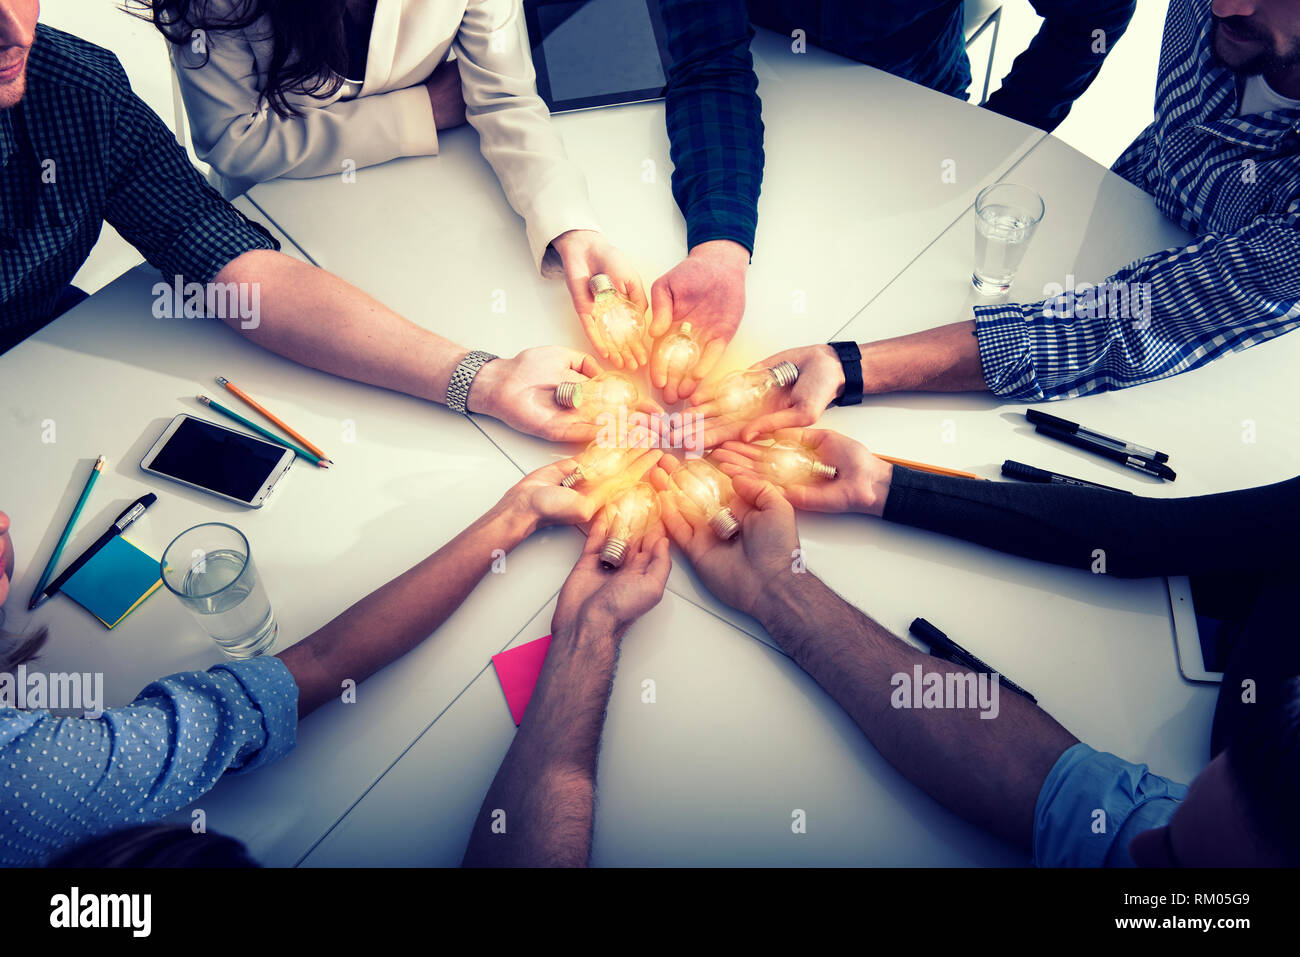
left=45, top=824, right=260, bottom=867
left=1228, top=674, right=1300, bottom=863
left=128, top=0, right=349, bottom=117
left=0, top=615, right=49, bottom=673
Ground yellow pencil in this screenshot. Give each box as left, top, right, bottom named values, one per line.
left=217, top=376, right=333, bottom=463
left=876, top=454, right=982, bottom=480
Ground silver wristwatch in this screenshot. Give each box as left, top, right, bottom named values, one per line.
left=445, top=350, right=498, bottom=414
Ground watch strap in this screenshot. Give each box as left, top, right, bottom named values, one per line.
left=829, top=341, right=863, bottom=406
left=446, top=350, right=498, bottom=414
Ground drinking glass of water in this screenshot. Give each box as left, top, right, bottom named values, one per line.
left=161, top=523, right=277, bottom=658
left=972, top=183, right=1044, bottom=296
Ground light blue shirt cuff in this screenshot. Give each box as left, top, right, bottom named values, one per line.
left=1034, top=742, right=1188, bottom=868
left=209, top=656, right=298, bottom=774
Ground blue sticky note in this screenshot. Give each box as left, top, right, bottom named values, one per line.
left=61, top=536, right=163, bottom=629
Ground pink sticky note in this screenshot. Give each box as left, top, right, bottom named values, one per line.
left=491, top=634, right=553, bottom=726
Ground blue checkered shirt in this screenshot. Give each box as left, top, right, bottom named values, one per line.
left=0, top=25, right=278, bottom=354
left=976, top=0, right=1300, bottom=400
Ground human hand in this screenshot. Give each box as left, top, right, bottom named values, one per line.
left=679, top=343, right=846, bottom=449
left=649, top=241, right=748, bottom=404
left=503, top=448, right=663, bottom=531
left=711, top=428, right=894, bottom=516
left=551, top=230, right=650, bottom=371
left=468, top=345, right=661, bottom=442
left=551, top=512, right=671, bottom=642
left=649, top=456, right=802, bottom=616
left=425, top=60, right=467, bottom=130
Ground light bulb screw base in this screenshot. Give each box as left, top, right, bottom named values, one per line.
left=600, top=537, right=629, bottom=568
left=768, top=361, right=799, bottom=389
left=812, top=462, right=838, bottom=480
left=708, top=507, right=740, bottom=540
left=560, top=467, right=583, bottom=489
left=588, top=274, right=616, bottom=296
left=554, top=381, right=582, bottom=409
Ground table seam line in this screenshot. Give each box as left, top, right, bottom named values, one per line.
left=826, top=130, right=1049, bottom=342
left=292, top=584, right=563, bottom=867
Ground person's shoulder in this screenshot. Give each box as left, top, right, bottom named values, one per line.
left=0, top=708, right=45, bottom=748
left=27, top=23, right=132, bottom=104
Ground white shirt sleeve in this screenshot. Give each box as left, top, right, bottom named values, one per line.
left=171, top=26, right=438, bottom=191
left=453, top=0, right=602, bottom=270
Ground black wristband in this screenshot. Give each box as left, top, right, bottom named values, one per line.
left=829, top=341, right=863, bottom=406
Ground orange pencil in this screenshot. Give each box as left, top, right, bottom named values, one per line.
left=217, top=376, right=333, bottom=463
left=876, top=454, right=982, bottom=480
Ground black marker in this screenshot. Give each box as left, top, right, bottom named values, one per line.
left=1001, top=460, right=1133, bottom=494
left=1034, top=424, right=1176, bottom=481
left=1025, top=408, right=1169, bottom=463
left=909, top=617, right=1037, bottom=703
left=31, top=494, right=157, bottom=610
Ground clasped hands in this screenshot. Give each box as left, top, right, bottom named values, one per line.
left=500, top=426, right=896, bottom=649
left=483, top=234, right=844, bottom=449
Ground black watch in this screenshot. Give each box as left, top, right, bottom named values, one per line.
left=828, top=341, right=863, bottom=406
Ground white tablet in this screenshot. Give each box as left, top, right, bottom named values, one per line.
left=1168, top=575, right=1248, bottom=683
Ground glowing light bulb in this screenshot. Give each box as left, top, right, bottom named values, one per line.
left=554, top=371, right=641, bottom=410
left=599, top=482, right=661, bottom=568
left=671, top=458, right=740, bottom=539
left=760, top=440, right=838, bottom=484
left=561, top=439, right=634, bottom=488
left=658, top=322, right=701, bottom=374
left=589, top=274, right=646, bottom=354
left=713, top=361, right=800, bottom=416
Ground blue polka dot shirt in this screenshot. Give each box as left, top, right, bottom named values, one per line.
left=0, top=656, right=297, bottom=867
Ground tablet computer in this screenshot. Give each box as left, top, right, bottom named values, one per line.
left=524, top=0, right=671, bottom=113
left=1167, top=575, right=1259, bottom=683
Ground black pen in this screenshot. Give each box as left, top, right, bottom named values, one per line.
left=909, top=617, right=1037, bottom=703
left=30, top=494, right=157, bottom=610
left=1025, top=408, right=1169, bottom=464
left=1034, top=424, right=1176, bottom=481
left=1001, top=460, right=1133, bottom=494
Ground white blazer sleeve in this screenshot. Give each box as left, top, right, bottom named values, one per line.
left=171, top=28, right=439, bottom=189
left=454, top=0, right=602, bottom=271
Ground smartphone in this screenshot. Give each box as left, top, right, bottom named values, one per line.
left=1167, top=574, right=1261, bottom=683
left=141, top=414, right=295, bottom=508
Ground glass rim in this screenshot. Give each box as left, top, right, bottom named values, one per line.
left=160, top=522, right=252, bottom=600
left=975, top=182, right=1045, bottom=224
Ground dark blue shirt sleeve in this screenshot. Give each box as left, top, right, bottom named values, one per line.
left=660, top=0, right=764, bottom=254
left=102, top=57, right=279, bottom=285
left=983, top=0, right=1137, bottom=132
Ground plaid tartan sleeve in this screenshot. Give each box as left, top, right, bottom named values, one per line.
left=660, top=0, right=764, bottom=254
left=102, top=64, right=278, bottom=286
left=974, top=202, right=1300, bottom=400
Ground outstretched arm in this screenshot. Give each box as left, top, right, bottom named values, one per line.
left=463, top=518, right=671, bottom=867
left=280, top=451, right=660, bottom=717
left=711, top=428, right=1300, bottom=580
left=654, top=466, right=1077, bottom=850
left=213, top=250, right=631, bottom=443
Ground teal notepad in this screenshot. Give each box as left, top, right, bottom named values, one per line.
left=61, top=536, right=163, bottom=629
